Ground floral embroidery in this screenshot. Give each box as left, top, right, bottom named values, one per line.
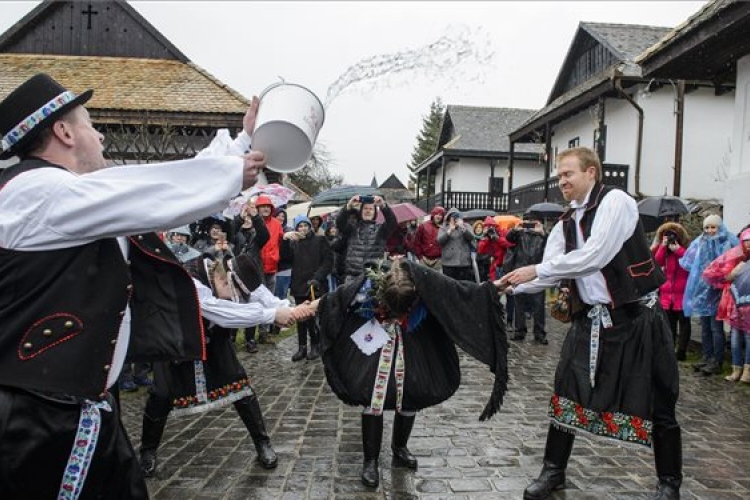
left=173, top=378, right=252, bottom=409
left=549, top=394, right=653, bottom=446
left=2, top=91, right=76, bottom=150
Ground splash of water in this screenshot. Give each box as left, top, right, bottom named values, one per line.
left=324, top=24, right=495, bottom=108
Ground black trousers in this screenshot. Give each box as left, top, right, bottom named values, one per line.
left=0, top=386, right=148, bottom=500
left=664, top=308, right=691, bottom=353
left=514, top=291, right=547, bottom=338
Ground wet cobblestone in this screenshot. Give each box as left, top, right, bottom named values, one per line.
left=119, top=315, right=750, bottom=499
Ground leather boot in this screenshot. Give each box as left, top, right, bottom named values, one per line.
left=139, top=414, right=168, bottom=477
left=234, top=395, right=278, bottom=469
left=391, top=413, right=418, bottom=469
left=725, top=365, right=743, bottom=382
left=652, top=426, right=682, bottom=499
left=523, top=425, right=575, bottom=500
left=740, top=364, right=750, bottom=383
left=291, top=345, right=307, bottom=362
left=361, top=413, right=383, bottom=488
left=307, top=344, right=320, bottom=361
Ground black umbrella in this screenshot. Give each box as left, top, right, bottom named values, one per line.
left=460, top=209, right=497, bottom=221
left=525, top=202, right=566, bottom=220
left=637, top=196, right=689, bottom=232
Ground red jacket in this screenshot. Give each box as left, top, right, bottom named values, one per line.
left=477, top=229, right=512, bottom=280
left=653, top=244, right=688, bottom=311
left=413, top=221, right=442, bottom=260
left=260, top=216, right=283, bottom=274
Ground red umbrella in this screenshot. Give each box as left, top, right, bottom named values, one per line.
left=376, top=202, right=426, bottom=224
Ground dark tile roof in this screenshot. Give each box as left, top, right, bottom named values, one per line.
left=380, top=173, right=407, bottom=190
left=442, top=106, right=542, bottom=154
left=638, top=0, right=735, bottom=63
left=0, top=53, right=249, bottom=114
left=582, top=22, right=672, bottom=67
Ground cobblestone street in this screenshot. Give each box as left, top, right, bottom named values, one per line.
left=120, top=315, right=750, bottom=500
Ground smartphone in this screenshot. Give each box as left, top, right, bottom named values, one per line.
left=522, top=222, right=536, bottom=229
left=359, top=195, right=375, bottom=204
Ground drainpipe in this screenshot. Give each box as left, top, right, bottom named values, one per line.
left=673, top=80, right=685, bottom=197
left=614, top=78, right=644, bottom=197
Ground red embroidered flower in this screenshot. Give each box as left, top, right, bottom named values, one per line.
left=606, top=422, right=619, bottom=434
left=551, top=394, right=559, bottom=405
left=574, top=403, right=583, bottom=413
left=636, top=428, right=649, bottom=441
left=553, top=406, right=563, bottom=417
left=602, top=412, right=613, bottom=422
left=631, top=417, right=643, bottom=429
left=579, top=416, right=589, bottom=426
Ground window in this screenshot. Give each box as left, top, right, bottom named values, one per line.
left=568, top=137, right=580, bottom=148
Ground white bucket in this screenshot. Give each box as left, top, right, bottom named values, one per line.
left=251, top=82, right=325, bottom=173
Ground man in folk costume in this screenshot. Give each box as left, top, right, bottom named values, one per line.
left=502, top=147, right=681, bottom=500
left=138, top=254, right=315, bottom=476
left=0, top=73, right=266, bottom=500
left=317, top=258, right=509, bottom=488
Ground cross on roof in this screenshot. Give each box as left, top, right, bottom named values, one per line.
left=82, top=4, right=98, bottom=30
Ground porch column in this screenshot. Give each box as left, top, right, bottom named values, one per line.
left=508, top=141, right=515, bottom=192
left=440, top=156, right=447, bottom=208
left=543, top=123, right=552, bottom=201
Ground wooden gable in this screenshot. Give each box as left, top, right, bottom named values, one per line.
left=0, top=0, right=187, bottom=61
left=546, top=26, right=618, bottom=104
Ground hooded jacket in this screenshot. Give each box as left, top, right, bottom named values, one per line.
left=256, top=196, right=283, bottom=274
left=652, top=222, right=690, bottom=311
left=336, top=202, right=397, bottom=278
left=289, top=215, right=333, bottom=297
left=437, top=207, right=474, bottom=268
left=413, top=206, right=445, bottom=260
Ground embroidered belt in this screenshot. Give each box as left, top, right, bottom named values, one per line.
left=585, top=292, right=659, bottom=388
left=57, top=399, right=112, bottom=500
left=367, top=322, right=405, bottom=415
left=194, top=360, right=208, bottom=404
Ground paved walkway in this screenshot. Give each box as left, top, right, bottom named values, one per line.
left=120, top=315, right=750, bottom=500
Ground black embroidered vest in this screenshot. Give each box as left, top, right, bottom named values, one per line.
left=560, top=183, right=665, bottom=311
left=0, top=159, right=205, bottom=400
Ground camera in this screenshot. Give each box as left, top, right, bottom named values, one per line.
left=486, top=227, right=497, bottom=239
left=522, top=222, right=536, bottom=230
left=359, top=195, right=374, bottom=204
left=664, top=231, right=678, bottom=245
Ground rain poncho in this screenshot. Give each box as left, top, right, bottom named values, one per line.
left=703, top=229, right=750, bottom=328
left=680, top=224, right=738, bottom=316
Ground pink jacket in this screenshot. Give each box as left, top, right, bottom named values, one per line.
left=654, top=244, right=688, bottom=311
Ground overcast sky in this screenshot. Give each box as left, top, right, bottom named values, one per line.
left=1, top=1, right=706, bottom=186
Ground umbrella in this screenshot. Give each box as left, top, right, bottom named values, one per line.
left=312, top=185, right=380, bottom=207
left=494, top=215, right=522, bottom=231
left=376, top=202, right=426, bottom=224
left=460, top=209, right=497, bottom=221
left=285, top=202, right=312, bottom=221
left=222, top=183, right=296, bottom=218
left=637, top=196, right=690, bottom=232
left=526, top=202, right=566, bottom=220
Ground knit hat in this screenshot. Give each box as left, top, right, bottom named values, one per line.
left=703, top=214, right=722, bottom=229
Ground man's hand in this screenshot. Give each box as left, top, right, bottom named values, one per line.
left=273, top=307, right=294, bottom=327
left=500, top=265, right=538, bottom=286
left=346, top=195, right=360, bottom=210
left=242, top=151, right=267, bottom=190
left=243, top=96, right=260, bottom=136
left=374, top=195, right=384, bottom=207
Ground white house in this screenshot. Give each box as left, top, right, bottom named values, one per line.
left=638, top=0, right=750, bottom=232
left=509, top=21, right=735, bottom=213
left=414, top=105, right=543, bottom=212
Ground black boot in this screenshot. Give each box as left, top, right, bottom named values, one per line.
left=139, top=414, right=168, bottom=477
left=307, top=322, right=320, bottom=360
left=361, top=414, right=384, bottom=488
left=291, top=345, right=307, bottom=362
left=234, top=395, right=278, bottom=469
left=523, top=425, right=575, bottom=500
left=653, top=426, right=682, bottom=500
left=391, top=413, right=418, bottom=469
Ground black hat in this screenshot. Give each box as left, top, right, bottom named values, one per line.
left=0, top=73, right=93, bottom=159
left=225, top=254, right=263, bottom=295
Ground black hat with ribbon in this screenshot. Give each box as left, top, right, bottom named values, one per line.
left=0, top=73, right=93, bottom=159
left=225, top=254, right=263, bottom=296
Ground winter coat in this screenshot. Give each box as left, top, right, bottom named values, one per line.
left=337, top=204, right=397, bottom=278
left=290, top=232, right=333, bottom=299
left=437, top=208, right=474, bottom=268
left=652, top=222, right=690, bottom=312
left=680, top=224, right=739, bottom=316
left=413, top=207, right=445, bottom=260
left=233, top=213, right=269, bottom=272
left=477, top=222, right=513, bottom=280
left=259, top=215, right=284, bottom=274
left=503, top=226, right=546, bottom=271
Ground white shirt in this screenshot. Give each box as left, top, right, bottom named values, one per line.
left=192, top=278, right=290, bottom=328
left=514, top=187, right=639, bottom=306
left=0, top=131, right=249, bottom=388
